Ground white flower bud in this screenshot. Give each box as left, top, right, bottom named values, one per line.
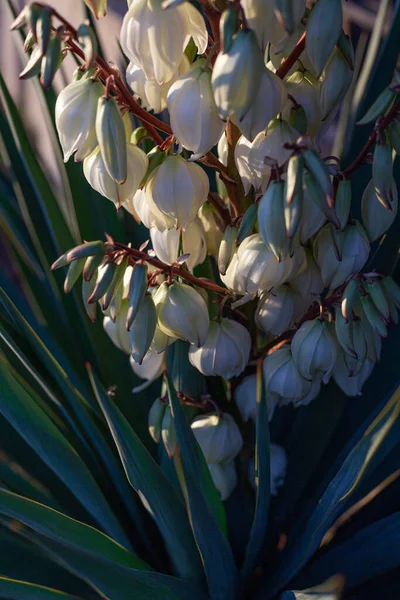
left=150, top=219, right=207, bottom=271
left=320, top=47, right=353, bottom=120
left=198, top=204, right=224, bottom=256
left=217, top=132, right=228, bottom=167
left=263, top=346, right=311, bottom=404
left=148, top=397, right=167, bottom=443
left=83, top=0, right=107, bottom=19
left=361, top=178, right=398, bottom=243
left=298, top=185, right=326, bottom=244
left=83, top=144, right=148, bottom=207
left=282, top=71, right=321, bottom=139
left=154, top=281, right=209, bottom=347
left=212, top=29, right=264, bottom=121
left=167, top=62, right=224, bottom=155
left=291, top=319, right=339, bottom=382
left=234, top=373, right=279, bottom=423
left=248, top=443, right=288, bottom=496
left=332, top=352, right=375, bottom=397
left=150, top=323, right=174, bottom=354
left=314, top=222, right=370, bottom=290
left=240, top=0, right=276, bottom=51
left=103, top=299, right=130, bottom=354
left=236, top=68, right=286, bottom=142
left=234, top=135, right=260, bottom=194
left=189, top=318, right=251, bottom=379
left=55, top=77, right=103, bottom=162
left=129, top=293, right=157, bottom=364
left=120, top=0, right=207, bottom=85
left=129, top=350, right=165, bottom=382
left=291, top=248, right=324, bottom=304
left=208, top=461, right=237, bottom=501
left=126, top=54, right=190, bottom=114
left=96, top=96, right=127, bottom=183
left=191, top=412, right=243, bottom=464
left=255, top=285, right=296, bottom=336
left=144, top=155, right=209, bottom=229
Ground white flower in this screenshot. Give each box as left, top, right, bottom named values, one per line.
left=120, top=0, right=207, bottom=85
left=150, top=219, right=206, bottom=271
left=189, top=318, right=251, bottom=379
left=129, top=350, right=165, bottom=382
left=144, top=155, right=209, bottom=228
left=332, top=352, right=375, bottom=397
left=234, top=374, right=279, bottom=423
left=83, top=144, right=148, bottom=207
left=361, top=178, right=398, bottom=242
left=217, top=132, right=228, bottom=166
left=123, top=188, right=165, bottom=229
left=282, top=71, right=322, bottom=139
left=255, top=285, right=297, bottom=336
left=126, top=54, right=190, bottom=114
left=314, top=222, right=370, bottom=290
left=198, top=204, right=224, bottom=256
left=103, top=299, right=130, bottom=354
left=235, top=68, right=285, bottom=142
left=212, top=29, right=264, bottom=121
left=209, top=461, right=238, bottom=501
left=248, top=443, right=288, bottom=496
left=55, top=77, right=103, bottom=162
left=291, top=248, right=324, bottom=305
left=154, top=281, right=209, bottom=347
left=191, top=413, right=243, bottom=464
left=263, top=346, right=311, bottom=404
left=291, top=319, right=339, bottom=382
left=167, top=61, right=225, bottom=155
left=298, top=185, right=326, bottom=244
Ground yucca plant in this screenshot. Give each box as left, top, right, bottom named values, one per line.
left=1, top=0, right=400, bottom=599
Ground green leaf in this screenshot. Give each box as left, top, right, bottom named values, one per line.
left=0, top=489, right=148, bottom=571
left=0, top=358, right=130, bottom=549
left=165, top=373, right=238, bottom=600
left=0, top=576, right=84, bottom=600
left=257, top=384, right=400, bottom=599
left=87, top=365, right=204, bottom=585
left=240, top=361, right=270, bottom=585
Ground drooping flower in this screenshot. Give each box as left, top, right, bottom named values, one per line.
left=150, top=219, right=207, bottom=271
left=263, top=346, right=311, bottom=405
left=191, top=413, right=243, bottom=464
left=291, top=319, right=339, bottom=382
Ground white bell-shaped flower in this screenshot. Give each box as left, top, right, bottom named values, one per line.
left=191, top=413, right=243, bottom=464
left=332, top=352, right=375, bottom=397
left=236, top=68, right=286, bottom=142
left=198, top=204, right=224, bottom=256
left=103, top=299, right=130, bottom=354
left=129, top=350, right=165, bottom=382
left=263, top=346, right=311, bottom=404
left=144, top=155, right=209, bottom=229
left=234, top=135, right=260, bottom=194
left=123, top=188, right=165, bottom=230
left=150, top=219, right=207, bottom=271
left=217, top=132, right=228, bottom=167
left=154, top=281, right=209, bottom=347
left=282, top=71, right=322, bottom=139
left=240, top=0, right=276, bottom=51
left=83, top=144, right=148, bottom=207
left=314, top=222, right=370, bottom=290
left=189, top=318, right=251, bottom=379
left=167, top=61, right=225, bottom=155
left=234, top=373, right=279, bottom=423
left=126, top=54, right=190, bottom=114
left=295, top=374, right=323, bottom=407
left=55, top=77, right=104, bottom=162
left=255, top=285, right=297, bottom=336
left=291, top=319, right=339, bottom=382
left=291, top=248, right=324, bottom=305
left=209, top=461, right=238, bottom=501
left=361, top=178, right=398, bottom=243
left=212, top=29, right=264, bottom=121
left=120, top=0, right=207, bottom=85
left=248, top=443, right=288, bottom=496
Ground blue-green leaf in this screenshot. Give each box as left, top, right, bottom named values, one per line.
left=0, top=576, right=84, bottom=600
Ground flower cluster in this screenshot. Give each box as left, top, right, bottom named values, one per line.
left=21, top=0, right=400, bottom=502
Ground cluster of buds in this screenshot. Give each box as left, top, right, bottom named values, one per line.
left=16, top=0, right=400, bottom=503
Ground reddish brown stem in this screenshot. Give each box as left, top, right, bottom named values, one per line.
left=276, top=32, right=306, bottom=80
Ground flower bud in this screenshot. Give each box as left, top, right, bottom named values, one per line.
left=103, top=299, right=130, bottom=354
left=234, top=374, right=279, bottom=423
left=365, top=280, right=390, bottom=323
left=55, top=77, right=103, bottom=162
left=372, top=141, right=394, bottom=211
left=154, top=281, right=209, bottom=347
left=343, top=318, right=367, bottom=376
left=82, top=277, right=97, bottom=322
left=83, top=0, right=107, bottom=19
left=129, top=293, right=157, bottom=364
left=64, top=258, right=85, bottom=294
left=335, top=179, right=351, bottom=231
left=263, top=346, right=311, bottom=404
left=191, top=413, right=243, bottom=464
left=198, top=204, right=224, bottom=256
left=361, top=178, right=398, bottom=242
left=291, top=248, right=324, bottom=304
left=40, top=34, right=62, bottom=89
left=303, top=149, right=334, bottom=209
left=189, top=318, right=251, bottom=379
left=283, top=71, right=321, bottom=138
left=236, top=68, right=285, bottom=142
left=148, top=397, right=167, bottom=443
left=144, top=155, right=209, bottom=229
left=304, top=171, right=339, bottom=228
left=255, top=285, right=296, bottom=336
left=212, top=28, right=264, bottom=120
left=298, top=183, right=326, bottom=244
left=234, top=135, right=259, bottom=194
left=121, top=0, right=207, bottom=85
left=161, top=406, right=178, bottom=458
left=258, top=180, right=289, bottom=262
left=218, top=225, right=238, bottom=275
left=126, top=263, right=148, bottom=330
left=167, top=62, right=224, bottom=155
left=77, top=22, right=98, bottom=69
left=130, top=350, right=165, bottom=386
left=360, top=295, right=387, bottom=339
left=320, top=47, right=353, bottom=120
left=208, top=461, right=237, bottom=501
left=83, top=144, right=148, bottom=207
left=306, top=0, right=342, bottom=77
left=385, top=118, right=400, bottom=155
left=96, top=96, right=127, bottom=183
left=273, top=0, right=306, bottom=35
left=357, top=87, right=396, bottom=126
left=291, top=319, right=339, bottom=382
left=332, top=352, right=374, bottom=397
left=314, top=222, right=370, bottom=290
left=150, top=219, right=206, bottom=272
left=341, top=277, right=360, bottom=322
